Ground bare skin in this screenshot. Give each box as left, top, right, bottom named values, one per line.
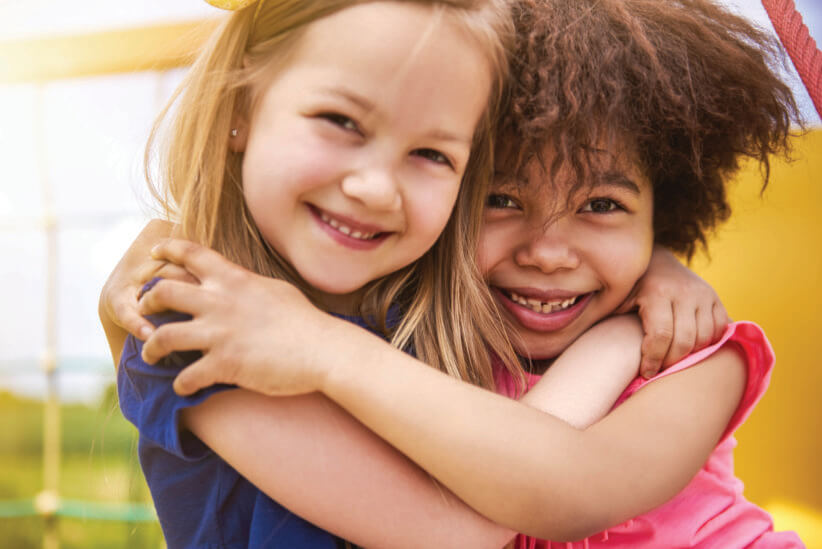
left=134, top=239, right=745, bottom=541
left=100, top=220, right=731, bottom=545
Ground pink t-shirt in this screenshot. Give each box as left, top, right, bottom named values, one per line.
left=495, top=321, right=804, bottom=548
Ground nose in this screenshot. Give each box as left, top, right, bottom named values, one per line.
left=341, top=167, right=402, bottom=212
left=514, top=221, right=580, bottom=274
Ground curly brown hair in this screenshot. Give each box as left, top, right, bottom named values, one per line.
left=500, top=0, right=801, bottom=258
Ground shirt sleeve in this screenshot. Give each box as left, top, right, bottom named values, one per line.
left=613, top=321, right=774, bottom=443
left=117, top=291, right=236, bottom=461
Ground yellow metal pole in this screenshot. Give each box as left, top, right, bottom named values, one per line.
left=0, top=20, right=214, bottom=84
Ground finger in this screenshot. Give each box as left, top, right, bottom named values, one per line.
left=112, top=294, right=156, bottom=340
left=662, top=302, right=697, bottom=368
left=712, top=301, right=731, bottom=341
left=693, top=305, right=715, bottom=351
left=151, top=239, right=235, bottom=282
left=135, top=258, right=173, bottom=286
left=154, top=262, right=200, bottom=285
left=138, top=279, right=212, bottom=317
left=173, top=355, right=221, bottom=396
left=637, top=299, right=674, bottom=378
left=141, top=320, right=211, bottom=365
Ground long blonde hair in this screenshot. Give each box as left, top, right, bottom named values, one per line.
left=146, top=0, right=521, bottom=389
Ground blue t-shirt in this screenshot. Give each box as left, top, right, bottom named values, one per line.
left=118, top=283, right=390, bottom=549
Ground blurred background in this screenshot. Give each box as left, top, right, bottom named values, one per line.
left=0, top=1, right=820, bottom=547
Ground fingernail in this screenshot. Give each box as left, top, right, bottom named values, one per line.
left=139, top=325, right=153, bottom=340
left=150, top=245, right=160, bottom=258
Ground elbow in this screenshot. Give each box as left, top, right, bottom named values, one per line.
left=522, top=486, right=616, bottom=542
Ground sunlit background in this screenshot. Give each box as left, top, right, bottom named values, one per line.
left=0, top=1, right=820, bottom=548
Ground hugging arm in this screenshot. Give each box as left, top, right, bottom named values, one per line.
left=103, top=233, right=641, bottom=546
left=143, top=240, right=746, bottom=541
left=180, top=390, right=514, bottom=548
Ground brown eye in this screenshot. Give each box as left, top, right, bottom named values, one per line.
left=412, top=148, right=452, bottom=168
left=319, top=113, right=359, bottom=133
left=581, top=198, right=620, bottom=213
left=486, top=194, right=519, bottom=209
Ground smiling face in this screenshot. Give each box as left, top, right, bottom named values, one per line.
left=238, top=2, right=492, bottom=313
left=478, top=149, right=655, bottom=360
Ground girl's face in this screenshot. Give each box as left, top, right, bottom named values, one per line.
left=239, top=2, right=492, bottom=312
left=478, top=150, right=655, bottom=359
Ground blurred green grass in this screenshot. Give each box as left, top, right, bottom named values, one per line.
left=0, top=387, right=164, bottom=549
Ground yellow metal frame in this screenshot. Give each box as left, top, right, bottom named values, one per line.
left=0, top=20, right=215, bottom=83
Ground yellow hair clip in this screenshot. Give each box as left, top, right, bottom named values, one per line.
left=204, top=0, right=266, bottom=23
left=204, top=0, right=259, bottom=9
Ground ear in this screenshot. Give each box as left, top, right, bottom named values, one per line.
left=228, top=116, right=249, bottom=152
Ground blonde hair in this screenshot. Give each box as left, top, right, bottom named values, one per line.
left=146, top=0, right=521, bottom=389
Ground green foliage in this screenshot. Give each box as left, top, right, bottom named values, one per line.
left=0, top=388, right=164, bottom=549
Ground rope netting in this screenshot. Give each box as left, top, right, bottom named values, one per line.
left=762, top=0, right=822, bottom=118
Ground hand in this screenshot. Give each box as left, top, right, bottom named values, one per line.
left=98, top=219, right=192, bottom=364
left=139, top=239, right=347, bottom=397
left=616, top=246, right=730, bottom=378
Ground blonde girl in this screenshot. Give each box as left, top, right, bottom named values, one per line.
left=112, top=0, right=529, bottom=547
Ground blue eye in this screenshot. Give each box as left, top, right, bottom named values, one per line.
left=319, top=113, right=359, bottom=132
left=580, top=198, right=622, bottom=213
left=412, top=148, right=453, bottom=168
left=486, top=194, right=519, bottom=209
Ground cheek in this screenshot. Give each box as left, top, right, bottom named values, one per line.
left=477, top=221, right=506, bottom=275
left=598, top=225, right=654, bottom=296
left=407, top=182, right=461, bottom=242
left=244, top=124, right=344, bottom=194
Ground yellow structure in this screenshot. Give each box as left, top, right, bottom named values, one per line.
left=691, top=129, right=822, bottom=543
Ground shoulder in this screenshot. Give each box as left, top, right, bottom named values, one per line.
left=616, top=321, right=773, bottom=442
left=117, top=301, right=234, bottom=459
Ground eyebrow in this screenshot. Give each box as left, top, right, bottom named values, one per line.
left=597, top=172, right=642, bottom=195
left=318, top=85, right=376, bottom=112
left=317, top=86, right=473, bottom=146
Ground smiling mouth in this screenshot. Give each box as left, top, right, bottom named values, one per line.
left=310, top=205, right=389, bottom=242
left=503, top=290, right=585, bottom=314
left=319, top=211, right=382, bottom=240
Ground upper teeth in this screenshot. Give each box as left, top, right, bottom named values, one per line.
left=508, top=291, right=580, bottom=314
left=320, top=212, right=378, bottom=240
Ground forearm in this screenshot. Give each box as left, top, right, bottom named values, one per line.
left=185, top=390, right=515, bottom=549
left=522, top=315, right=642, bottom=428
left=319, top=323, right=745, bottom=540
left=320, top=326, right=596, bottom=538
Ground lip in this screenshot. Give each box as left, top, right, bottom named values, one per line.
left=308, top=205, right=391, bottom=251
left=493, top=286, right=594, bottom=332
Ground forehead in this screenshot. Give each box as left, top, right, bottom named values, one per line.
left=256, top=2, right=492, bottom=139
left=496, top=142, right=650, bottom=196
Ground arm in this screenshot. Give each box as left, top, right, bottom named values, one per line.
left=104, top=237, right=515, bottom=546
left=518, top=314, right=643, bottom=428
left=145, top=240, right=748, bottom=540
left=318, top=327, right=746, bottom=540
left=182, top=391, right=515, bottom=548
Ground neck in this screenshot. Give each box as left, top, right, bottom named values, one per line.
left=518, top=355, right=556, bottom=375
left=312, top=287, right=365, bottom=316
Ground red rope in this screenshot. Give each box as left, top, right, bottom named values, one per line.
left=761, top=0, right=822, bottom=119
